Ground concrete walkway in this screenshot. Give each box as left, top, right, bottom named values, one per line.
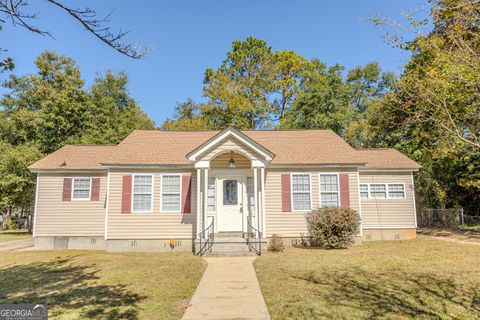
left=0, top=238, right=33, bottom=251
left=182, top=257, right=270, bottom=320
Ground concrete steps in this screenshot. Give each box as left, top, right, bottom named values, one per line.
left=196, top=234, right=267, bottom=257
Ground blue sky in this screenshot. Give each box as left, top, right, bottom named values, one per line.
left=1, top=0, right=424, bottom=126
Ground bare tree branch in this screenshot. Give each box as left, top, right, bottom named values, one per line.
left=0, top=0, right=148, bottom=59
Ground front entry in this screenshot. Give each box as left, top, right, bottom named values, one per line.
left=217, top=176, right=244, bottom=231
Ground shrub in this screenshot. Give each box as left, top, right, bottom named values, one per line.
left=305, top=207, right=360, bottom=249
left=2, top=217, right=17, bottom=231
left=268, top=234, right=285, bottom=252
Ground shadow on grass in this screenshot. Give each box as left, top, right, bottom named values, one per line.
left=295, top=267, right=480, bottom=319
left=0, top=256, right=145, bottom=319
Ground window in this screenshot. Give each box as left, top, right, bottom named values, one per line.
left=223, top=180, right=238, bottom=205
left=133, top=175, right=153, bottom=212
left=292, top=174, right=311, bottom=211
left=72, top=178, right=91, bottom=200
left=388, top=184, right=405, bottom=198
left=207, top=177, right=216, bottom=212
left=161, top=174, right=181, bottom=212
left=319, top=174, right=339, bottom=207
left=370, top=184, right=387, bottom=199
left=359, top=184, right=369, bottom=199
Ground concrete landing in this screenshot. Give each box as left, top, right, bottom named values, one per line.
left=182, top=257, right=270, bottom=320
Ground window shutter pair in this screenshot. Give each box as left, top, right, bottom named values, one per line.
left=62, top=178, right=100, bottom=201
left=280, top=173, right=350, bottom=211
left=121, top=174, right=192, bottom=214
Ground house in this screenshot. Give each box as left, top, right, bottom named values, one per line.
left=28, top=128, right=421, bottom=254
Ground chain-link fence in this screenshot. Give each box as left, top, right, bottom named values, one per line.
left=417, top=208, right=480, bottom=231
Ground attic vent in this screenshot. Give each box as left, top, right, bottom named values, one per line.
left=60, top=160, right=67, bottom=166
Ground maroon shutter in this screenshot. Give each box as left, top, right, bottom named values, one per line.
left=281, top=174, right=291, bottom=212
left=182, top=174, right=192, bottom=213
left=121, top=175, right=132, bottom=214
left=91, top=178, right=100, bottom=201
left=339, top=173, right=350, bottom=208
left=62, top=178, right=72, bottom=201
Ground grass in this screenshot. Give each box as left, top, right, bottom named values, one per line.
left=0, top=229, right=31, bottom=242
left=0, top=251, right=206, bottom=320
left=254, top=236, right=480, bottom=319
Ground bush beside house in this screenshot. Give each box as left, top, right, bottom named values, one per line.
left=305, top=207, right=360, bottom=249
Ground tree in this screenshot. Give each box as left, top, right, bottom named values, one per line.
left=0, top=0, right=147, bottom=72
left=0, top=141, right=40, bottom=229
left=161, top=99, right=211, bottom=130
left=369, top=0, right=480, bottom=213
left=1, top=51, right=91, bottom=153
left=280, top=61, right=394, bottom=138
left=202, top=37, right=315, bottom=129
left=0, top=50, right=155, bottom=229
left=81, top=71, right=154, bottom=144
left=280, top=63, right=353, bottom=135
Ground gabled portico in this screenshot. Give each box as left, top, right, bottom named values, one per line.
left=187, top=128, right=274, bottom=250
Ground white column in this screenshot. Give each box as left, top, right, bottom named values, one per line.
left=253, top=167, right=258, bottom=230
left=261, top=167, right=266, bottom=238
left=196, top=168, right=201, bottom=238
left=203, top=168, right=209, bottom=237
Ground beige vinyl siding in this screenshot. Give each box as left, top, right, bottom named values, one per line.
left=107, top=169, right=197, bottom=239
left=200, top=138, right=262, bottom=161
left=264, top=168, right=359, bottom=237
left=211, top=152, right=250, bottom=169
left=359, top=172, right=416, bottom=229
left=34, top=173, right=107, bottom=237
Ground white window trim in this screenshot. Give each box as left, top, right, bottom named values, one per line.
left=131, top=173, right=154, bottom=213
left=71, top=177, right=92, bottom=201
left=360, top=183, right=406, bottom=200
left=387, top=183, right=406, bottom=199
left=160, top=173, right=182, bottom=213
left=290, top=173, right=312, bottom=212
left=318, top=173, right=340, bottom=207
left=359, top=183, right=370, bottom=199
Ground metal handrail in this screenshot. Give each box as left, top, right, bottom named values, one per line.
left=196, top=217, right=214, bottom=256
left=246, top=218, right=262, bottom=255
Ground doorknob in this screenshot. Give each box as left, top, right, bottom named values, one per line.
left=240, top=207, right=243, bottom=213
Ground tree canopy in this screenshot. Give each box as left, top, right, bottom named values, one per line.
left=0, top=50, right=154, bottom=224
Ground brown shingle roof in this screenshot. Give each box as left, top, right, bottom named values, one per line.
left=28, top=130, right=421, bottom=170
left=355, top=148, right=422, bottom=170
left=28, top=145, right=117, bottom=170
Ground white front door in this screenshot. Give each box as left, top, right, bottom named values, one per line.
left=217, top=176, right=244, bottom=231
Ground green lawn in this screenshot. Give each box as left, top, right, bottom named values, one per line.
left=0, top=230, right=31, bottom=242
left=0, top=251, right=206, bottom=320
left=254, top=236, right=480, bottom=319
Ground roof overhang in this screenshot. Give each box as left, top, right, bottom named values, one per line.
left=101, top=164, right=193, bottom=169
left=186, top=127, right=275, bottom=162
left=29, top=169, right=108, bottom=173
left=358, top=168, right=420, bottom=172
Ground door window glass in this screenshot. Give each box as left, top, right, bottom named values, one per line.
left=223, top=180, right=238, bottom=205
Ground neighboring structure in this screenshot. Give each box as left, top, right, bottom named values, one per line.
left=29, top=128, right=421, bottom=253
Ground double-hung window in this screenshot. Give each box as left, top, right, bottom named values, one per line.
left=359, top=184, right=369, bottom=199
left=133, top=175, right=153, bottom=212
left=291, top=174, right=311, bottom=211
left=161, top=174, right=181, bottom=212
left=388, top=184, right=405, bottom=198
left=72, top=178, right=91, bottom=200
left=319, top=174, right=340, bottom=207
left=370, top=184, right=387, bottom=199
